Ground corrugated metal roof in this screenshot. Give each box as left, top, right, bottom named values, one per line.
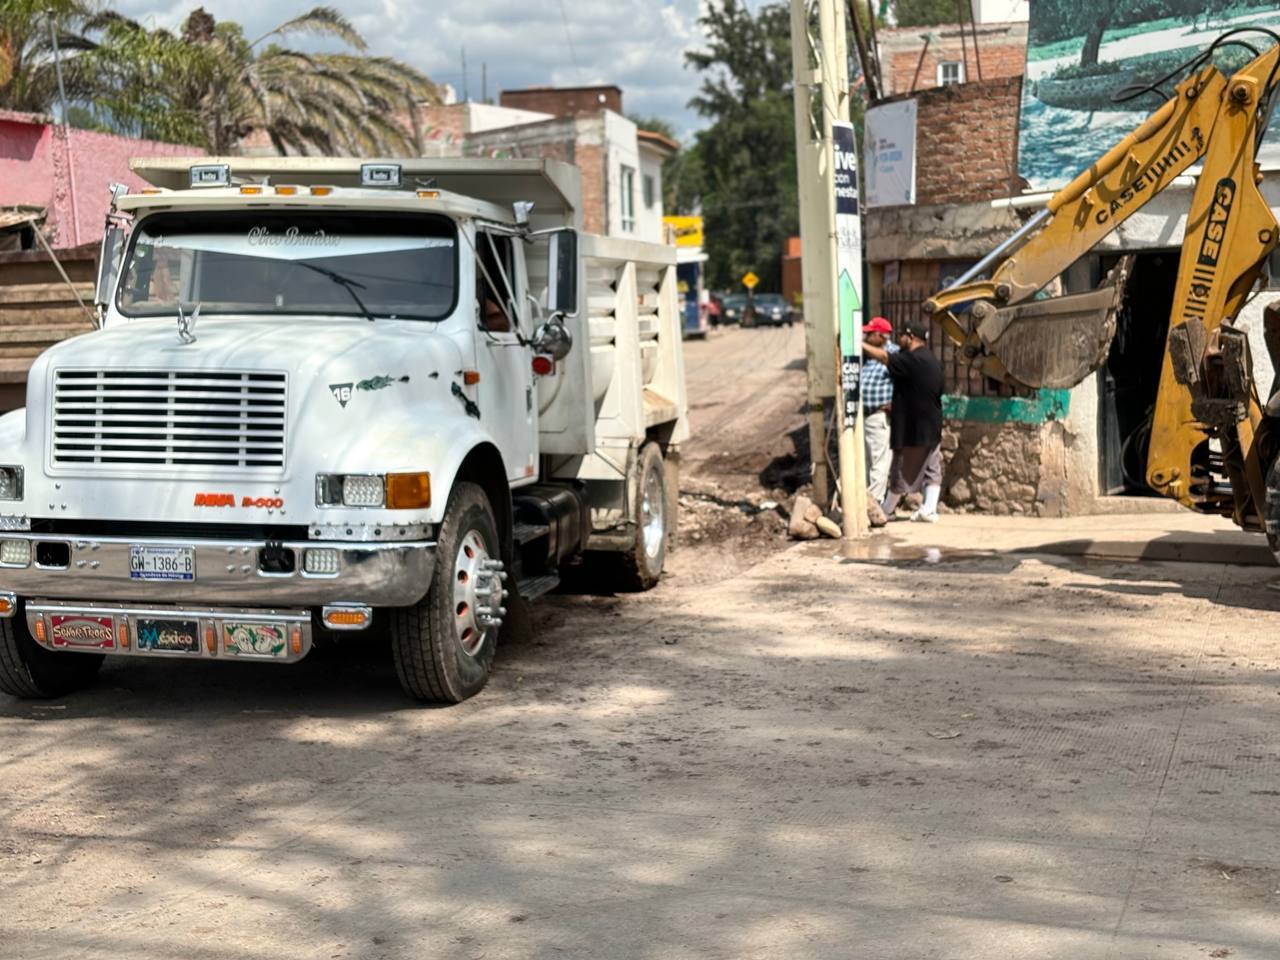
left=0, top=209, right=43, bottom=231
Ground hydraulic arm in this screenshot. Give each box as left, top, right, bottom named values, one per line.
left=922, top=34, right=1280, bottom=529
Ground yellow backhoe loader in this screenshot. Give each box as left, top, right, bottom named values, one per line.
left=924, top=29, right=1280, bottom=552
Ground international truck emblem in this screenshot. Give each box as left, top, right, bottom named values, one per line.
left=176, top=302, right=200, bottom=344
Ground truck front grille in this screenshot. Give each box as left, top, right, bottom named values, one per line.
left=51, top=369, right=287, bottom=470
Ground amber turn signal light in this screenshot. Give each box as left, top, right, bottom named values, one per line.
left=386, top=472, right=431, bottom=509
left=0, top=597, right=13, bottom=617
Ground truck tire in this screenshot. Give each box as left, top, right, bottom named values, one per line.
left=614, top=442, right=669, bottom=592
left=390, top=482, right=503, bottom=704
left=0, top=615, right=104, bottom=699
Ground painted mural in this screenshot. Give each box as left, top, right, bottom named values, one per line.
left=1019, top=0, right=1280, bottom=190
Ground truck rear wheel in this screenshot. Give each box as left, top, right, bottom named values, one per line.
left=390, top=482, right=503, bottom=704
left=0, top=615, right=104, bottom=699
left=613, top=442, right=669, bottom=592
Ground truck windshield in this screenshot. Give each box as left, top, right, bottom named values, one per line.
left=117, top=211, right=457, bottom=321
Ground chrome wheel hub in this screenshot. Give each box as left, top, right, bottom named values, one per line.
left=452, top=530, right=507, bottom=656
left=641, top=465, right=665, bottom=561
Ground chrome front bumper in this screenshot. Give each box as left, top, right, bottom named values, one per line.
left=0, top=533, right=436, bottom=607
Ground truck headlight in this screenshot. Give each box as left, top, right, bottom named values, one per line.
left=316, top=473, right=385, bottom=508
left=316, top=473, right=430, bottom=509
left=0, top=467, right=22, bottom=501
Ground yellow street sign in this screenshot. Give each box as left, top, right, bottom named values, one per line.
left=664, top=215, right=704, bottom=248
left=742, top=271, right=759, bottom=290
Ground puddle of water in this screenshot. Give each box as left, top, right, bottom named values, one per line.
left=801, top=536, right=995, bottom=565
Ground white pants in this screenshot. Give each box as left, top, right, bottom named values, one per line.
left=864, top=409, right=892, bottom=503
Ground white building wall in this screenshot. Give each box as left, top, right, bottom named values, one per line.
left=603, top=111, right=641, bottom=239
left=636, top=146, right=667, bottom=243
left=464, top=103, right=552, bottom=133
left=970, top=0, right=1028, bottom=23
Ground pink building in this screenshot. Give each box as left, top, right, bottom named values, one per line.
left=0, top=110, right=201, bottom=248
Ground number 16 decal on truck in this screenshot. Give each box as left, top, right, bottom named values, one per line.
left=0, top=157, right=688, bottom=703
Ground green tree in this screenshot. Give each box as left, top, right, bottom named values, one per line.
left=685, top=0, right=796, bottom=291
left=891, top=0, right=962, bottom=28
left=0, top=1, right=107, bottom=115
left=90, top=7, right=438, bottom=154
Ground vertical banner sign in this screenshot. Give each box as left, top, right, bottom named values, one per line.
left=832, top=121, right=863, bottom=425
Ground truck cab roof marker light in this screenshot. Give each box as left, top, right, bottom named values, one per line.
left=417, top=190, right=439, bottom=199
left=361, top=163, right=402, bottom=187
left=274, top=185, right=300, bottom=196
left=240, top=185, right=264, bottom=196
left=310, top=186, right=334, bottom=196
left=189, top=163, right=231, bottom=188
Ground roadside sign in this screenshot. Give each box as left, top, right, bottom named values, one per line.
left=742, top=271, right=759, bottom=290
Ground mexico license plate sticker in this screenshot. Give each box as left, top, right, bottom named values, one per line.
left=136, top=618, right=201, bottom=654
left=130, top=545, right=195, bottom=582
left=50, top=614, right=115, bottom=650
left=223, top=621, right=288, bottom=659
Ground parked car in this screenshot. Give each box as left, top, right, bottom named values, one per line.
left=745, top=293, right=794, bottom=328
left=720, top=294, right=748, bottom=325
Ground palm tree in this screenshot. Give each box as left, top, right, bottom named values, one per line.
left=94, top=7, right=439, bottom=156
left=0, top=0, right=102, bottom=115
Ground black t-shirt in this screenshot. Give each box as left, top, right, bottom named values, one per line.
left=887, top=346, right=944, bottom=450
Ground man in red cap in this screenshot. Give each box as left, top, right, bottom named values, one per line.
left=860, top=317, right=897, bottom=526
left=864, top=319, right=945, bottom=522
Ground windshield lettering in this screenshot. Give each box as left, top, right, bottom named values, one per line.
left=247, top=226, right=342, bottom=248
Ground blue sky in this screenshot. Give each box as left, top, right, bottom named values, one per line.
left=111, top=0, right=745, bottom=139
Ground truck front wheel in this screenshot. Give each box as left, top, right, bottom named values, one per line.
left=0, top=615, right=104, bottom=699
left=390, top=482, right=503, bottom=704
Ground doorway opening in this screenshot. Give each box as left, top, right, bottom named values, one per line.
left=1098, top=251, right=1177, bottom=496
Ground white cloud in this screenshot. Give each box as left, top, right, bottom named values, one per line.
left=107, top=0, right=765, bottom=139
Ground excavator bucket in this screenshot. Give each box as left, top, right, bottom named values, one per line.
left=967, top=257, right=1134, bottom=390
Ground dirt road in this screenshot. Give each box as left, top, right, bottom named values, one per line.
left=3, top=327, right=1279, bottom=959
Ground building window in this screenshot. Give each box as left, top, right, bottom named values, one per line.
left=643, top=174, right=656, bottom=209
left=621, top=165, right=637, bottom=232
left=937, top=61, right=964, bottom=86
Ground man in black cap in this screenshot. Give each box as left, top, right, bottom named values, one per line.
left=862, top=319, right=944, bottom=522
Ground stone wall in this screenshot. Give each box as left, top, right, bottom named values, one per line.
left=935, top=390, right=1074, bottom=517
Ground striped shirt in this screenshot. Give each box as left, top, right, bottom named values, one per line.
left=862, top=342, right=898, bottom=412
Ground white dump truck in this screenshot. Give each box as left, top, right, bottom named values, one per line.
left=0, top=157, right=687, bottom=703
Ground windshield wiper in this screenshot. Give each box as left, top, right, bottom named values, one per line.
left=293, top=262, right=377, bottom=322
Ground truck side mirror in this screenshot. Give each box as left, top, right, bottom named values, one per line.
left=547, top=228, right=578, bottom=316
left=95, top=224, right=125, bottom=322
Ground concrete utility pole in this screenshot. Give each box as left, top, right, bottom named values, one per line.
left=789, top=0, right=868, bottom=538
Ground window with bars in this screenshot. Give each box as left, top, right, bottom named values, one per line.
left=937, top=61, right=965, bottom=86
left=878, top=283, right=1031, bottom=399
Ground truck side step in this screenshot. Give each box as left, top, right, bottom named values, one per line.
left=513, top=522, right=551, bottom=545
left=516, top=573, right=560, bottom=600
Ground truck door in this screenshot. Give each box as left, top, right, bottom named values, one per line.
left=474, top=228, right=538, bottom=483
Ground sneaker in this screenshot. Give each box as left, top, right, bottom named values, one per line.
left=909, top=509, right=939, bottom=523
left=867, top=500, right=889, bottom=528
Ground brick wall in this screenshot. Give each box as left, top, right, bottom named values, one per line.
left=500, top=86, right=622, bottom=118
left=887, top=42, right=1025, bottom=94
left=913, top=75, right=1023, bottom=206
left=878, top=22, right=1026, bottom=95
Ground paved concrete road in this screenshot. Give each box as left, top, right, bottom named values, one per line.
left=3, top=534, right=1279, bottom=960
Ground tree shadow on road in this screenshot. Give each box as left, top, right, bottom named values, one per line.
left=1, top=550, right=1277, bottom=960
